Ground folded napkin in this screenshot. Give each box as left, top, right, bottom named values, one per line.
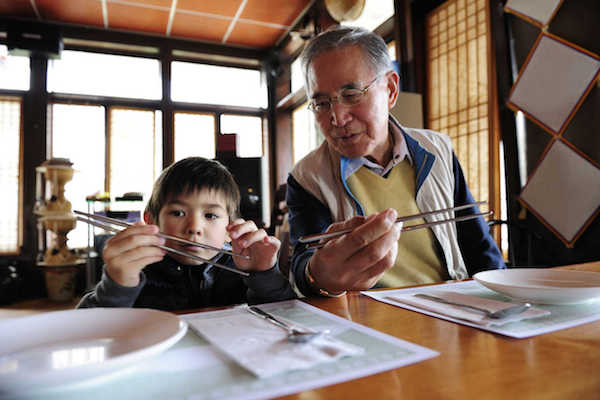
left=187, top=307, right=363, bottom=378
left=387, top=290, right=550, bottom=327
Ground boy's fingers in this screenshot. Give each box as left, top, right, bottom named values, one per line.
left=109, top=246, right=166, bottom=264
left=102, top=227, right=165, bottom=260
left=236, top=229, right=268, bottom=248
left=104, top=244, right=166, bottom=265
left=264, top=236, right=280, bottom=247
left=228, top=220, right=258, bottom=240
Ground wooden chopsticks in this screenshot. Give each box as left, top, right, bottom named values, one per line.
left=300, top=202, right=492, bottom=250
left=74, top=210, right=250, bottom=276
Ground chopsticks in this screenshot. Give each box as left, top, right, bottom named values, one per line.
left=74, top=210, right=250, bottom=277
left=300, top=202, right=492, bottom=250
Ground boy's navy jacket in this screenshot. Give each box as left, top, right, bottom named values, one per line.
left=78, top=254, right=296, bottom=310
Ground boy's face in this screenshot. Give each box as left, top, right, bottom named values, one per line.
left=156, top=188, right=230, bottom=265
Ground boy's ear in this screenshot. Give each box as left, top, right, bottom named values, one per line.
left=143, top=211, right=154, bottom=225
left=224, top=218, right=232, bottom=243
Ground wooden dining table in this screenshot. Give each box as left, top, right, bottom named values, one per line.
left=1, top=261, right=598, bottom=399
left=272, top=261, right=600, bottom=400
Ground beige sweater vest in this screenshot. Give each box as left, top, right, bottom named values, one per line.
left=347, top=162, right=449, bottom=287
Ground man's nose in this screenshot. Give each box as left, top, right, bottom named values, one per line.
left=329, top=102, right=352, bottom=127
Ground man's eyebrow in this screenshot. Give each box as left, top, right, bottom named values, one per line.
left=310, top=82, right=361, bottom=99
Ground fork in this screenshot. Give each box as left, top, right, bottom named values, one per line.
left=247, top=306, right=328, bottom=343
left=413, top=293, right=531, bottom=319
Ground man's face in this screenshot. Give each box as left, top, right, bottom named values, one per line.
left=307, top=45, right=399, bottom=165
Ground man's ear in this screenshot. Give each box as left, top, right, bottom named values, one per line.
left=143, top=211, right=154, bottom=225
left=386, top=71, right=400, bottom=109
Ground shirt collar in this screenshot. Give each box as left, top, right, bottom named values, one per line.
left=342, top=123, right=412, bottom=178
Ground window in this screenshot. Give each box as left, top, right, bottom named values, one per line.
left=108, top=108, right=162, bottom=199
left=291, top=56, right=304, bottom=94
left=174, top=112, right=216, bottom=161
left=220, top=115, right=263, bottom=158
left=0, top=97, right=22, bottom=253
left=49, top=105, right=162, bottom=248
left=387, top=40, right=397, bottom=61
left=5, top=45, right=271, bottom=258
left=426, top=0, right=502, bottom=245
left=342, top=1, right=395, bottom=31
left=50, top=104, right=105, bottom=249
left=0, top=45, right=30, bottom=91
left=48, top=51, right=161, bottom=99
left=171, top=62, right=267, bottom=108
left=292, top=103, right=322, bottom=163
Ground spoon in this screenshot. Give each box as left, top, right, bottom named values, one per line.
left=247, top=306, right=327, bottom=343
left=413, top=294, right=531, bottom=319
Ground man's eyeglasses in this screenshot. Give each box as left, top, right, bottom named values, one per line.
left=307, top=75, right=381, bottom=115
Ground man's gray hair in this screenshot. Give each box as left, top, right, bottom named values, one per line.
left=300, top=26, right=394, bottom=92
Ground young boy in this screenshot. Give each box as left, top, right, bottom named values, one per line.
left=78, top=157, right=296, bottom=310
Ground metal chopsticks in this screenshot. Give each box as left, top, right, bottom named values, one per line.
left=74, top=211, right=250, bottom=276
left=300, top=202, right=492, bottom=250
left=74, top=210, right=249, bottom=259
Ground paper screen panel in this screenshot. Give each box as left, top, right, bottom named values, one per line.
left=426, top=0, right=491, bottom=205
left=504, top=0, right=563, bottom=27
left=508, top=34, right=600, bottom=135
left=520, top=140, right=600, bottom=246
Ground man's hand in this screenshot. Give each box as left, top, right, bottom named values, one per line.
left=307, top=208, right=402, bottom=293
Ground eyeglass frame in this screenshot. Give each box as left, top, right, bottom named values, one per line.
left=307, top=74, right=383, bottom=114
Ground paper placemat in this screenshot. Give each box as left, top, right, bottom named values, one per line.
left=186, top=306, right=364, bottom=378
left=13, top=300, right=437, bottom=400
left=386, top=290, right=549, bottom=327
left=363, top=280, right=600, bottom=339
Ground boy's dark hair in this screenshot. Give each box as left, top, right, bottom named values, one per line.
left=145, top=157, right=240, bottom=222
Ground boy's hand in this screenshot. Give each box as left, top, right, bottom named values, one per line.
left=227, top=219, right=280, bottom=272
left=102, top=221, right=166, bottom=287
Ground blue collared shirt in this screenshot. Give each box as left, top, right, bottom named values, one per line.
left=342, top=126, right=412, bottom=179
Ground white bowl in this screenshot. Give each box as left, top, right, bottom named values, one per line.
left=473, top=268, right=600, bottom=305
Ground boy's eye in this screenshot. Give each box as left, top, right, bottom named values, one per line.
left=169, top=210, right=185, bottom=217
left=205, top=213, right=219, bottom=220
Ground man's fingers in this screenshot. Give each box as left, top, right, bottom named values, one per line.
left=349, top=239, right=399, bottom=290
left=325, top=215, right=369, bottom=234
left=335, top=209, right=398, bottom=259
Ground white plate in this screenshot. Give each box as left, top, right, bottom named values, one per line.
left=473, top=268, right=600, bottom=305
left=0, top=308, right=187, bottom=394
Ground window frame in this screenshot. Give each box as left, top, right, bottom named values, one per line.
left=0, top=94, right=24, bottom=255
left=0, top=29, right=269, bottom=259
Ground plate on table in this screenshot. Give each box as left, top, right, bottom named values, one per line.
left=473, top=268, right=600, bottom=305
left=0, top=308, right=187, bottom=395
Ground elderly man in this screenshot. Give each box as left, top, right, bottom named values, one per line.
left=286, top=26, right=505, bottom=297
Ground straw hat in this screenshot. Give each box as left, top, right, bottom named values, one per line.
left=324, top=0, right=366, bottom=22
